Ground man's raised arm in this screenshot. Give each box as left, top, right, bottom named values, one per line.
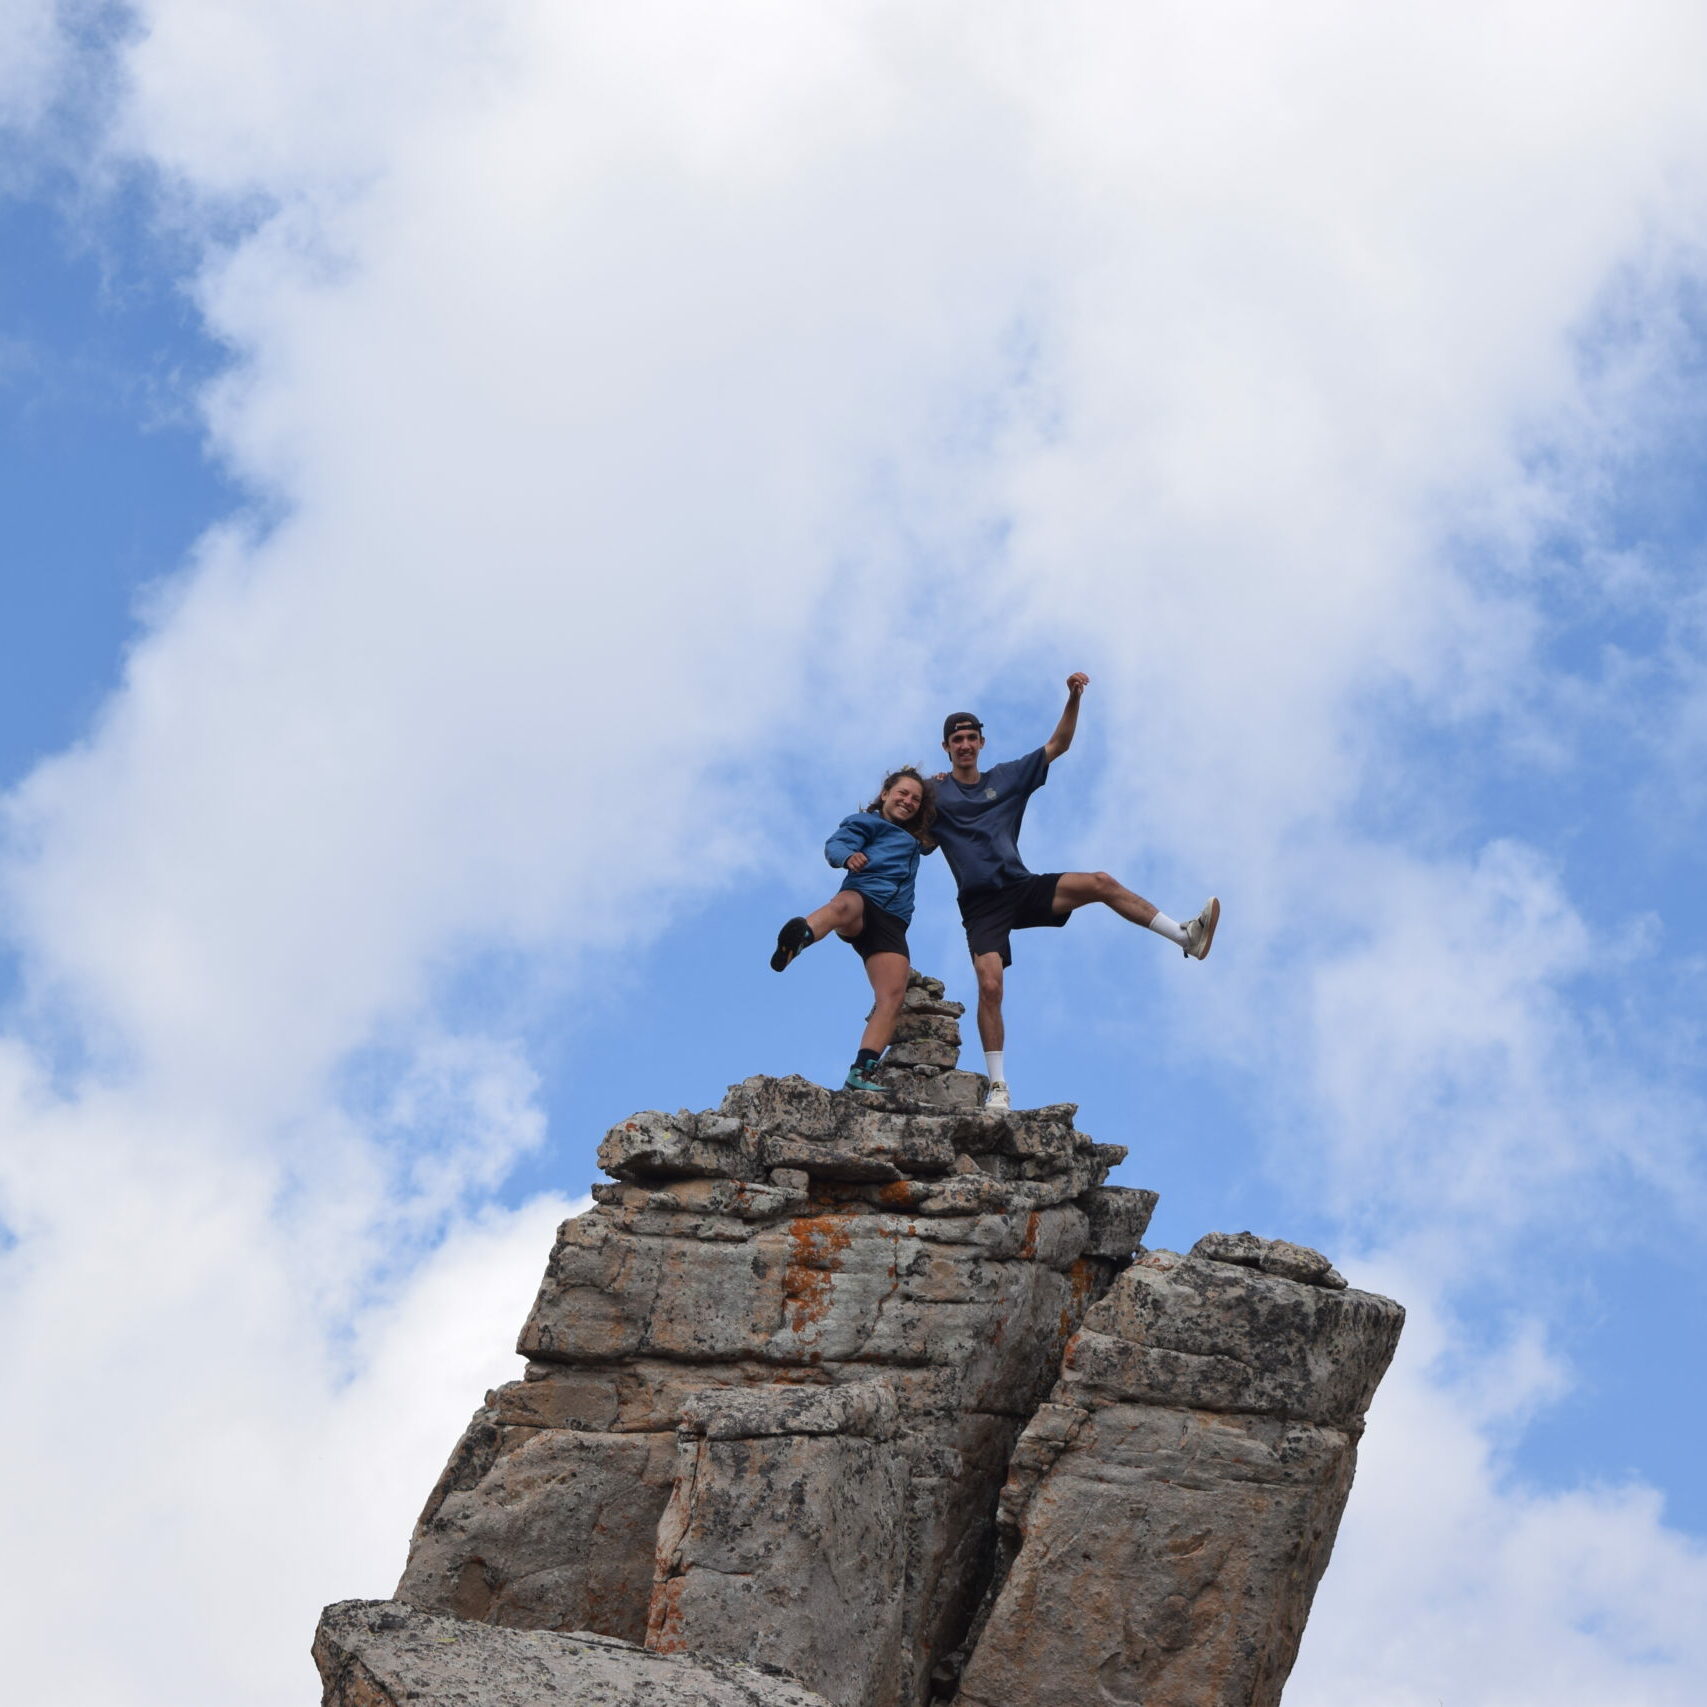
left=1043, top=672, right=1090, bottom=761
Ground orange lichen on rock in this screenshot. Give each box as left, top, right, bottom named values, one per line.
left=645, top=1576, right=688, bottom=1654
left=782, top=1213, right=855, bottom=1334
left=1018, top=1211, right=1041, bottom=1261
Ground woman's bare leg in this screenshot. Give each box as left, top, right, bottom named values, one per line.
left=859, top=951, right=909, bottom=1055
left=772, top=891, right=870, bottom=973
left=807, top=890, right=865, bottom=941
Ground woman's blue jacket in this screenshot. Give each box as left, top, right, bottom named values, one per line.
left=824, top=811, right=930, bottom=923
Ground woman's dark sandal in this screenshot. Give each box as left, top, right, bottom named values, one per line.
left=770, top=917, right=814, bottom=971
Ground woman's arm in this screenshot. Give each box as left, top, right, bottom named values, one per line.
left=824, top=815, right=871, bottom=870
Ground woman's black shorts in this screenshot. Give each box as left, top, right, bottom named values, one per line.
left=840, top=898, right=910, bottom=962
left=958, top=873, right=1067, bottom=967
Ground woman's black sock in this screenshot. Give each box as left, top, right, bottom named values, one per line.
left=854, top=1047, right=882, bottom=1070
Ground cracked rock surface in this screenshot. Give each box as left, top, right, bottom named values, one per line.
left=319, top=973, right=1401, bottom=1707
left=954, top=1246, right=1405, bottom=1707
left=315, top=1599, right=833, bottom=1706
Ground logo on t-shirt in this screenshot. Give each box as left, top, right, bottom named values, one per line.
left=984, top=786, right=997, bottom=799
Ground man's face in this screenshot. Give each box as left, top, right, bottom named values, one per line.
left=944, top=728, right=985, bottom=769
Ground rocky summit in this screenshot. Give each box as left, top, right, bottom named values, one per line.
left=315, top=972, right=1404, bottom=1707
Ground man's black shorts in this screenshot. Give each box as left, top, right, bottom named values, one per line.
left=958, top=873, right=1067, bottom=967
left=841, top=898, right=910, bottom=962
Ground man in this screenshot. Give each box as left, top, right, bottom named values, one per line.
left=932, top=673, right=1218, bottom=1111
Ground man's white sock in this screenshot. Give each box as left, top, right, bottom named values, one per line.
left=985, top=1049, right=1006, bottom=1084
left=1147, top=911, right=1190, bottom=948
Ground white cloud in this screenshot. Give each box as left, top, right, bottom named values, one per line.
left=1292, top=1278, right=1707, bottom=1707
left=0, top=0, right=61, bottom=135
left=1295, top=839, right=1670, bottom=1227
left=0, top=1027, right=578, bottom=1701
left=3, top=2, right=1707, bottom=1702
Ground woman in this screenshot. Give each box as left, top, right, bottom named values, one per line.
left=770, top=766, right=937, bottom=1092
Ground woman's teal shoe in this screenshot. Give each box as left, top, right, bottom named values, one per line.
left=843, top=1061, right=884, bottom=1093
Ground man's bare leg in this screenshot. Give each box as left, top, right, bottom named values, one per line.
left=1051, top=871, right=1218, bottom=959
left=971, top=949, right=1011, bottom=1111
left=1051, top=870, right=1161, bottom=926
left=972, top=950, right=1005, bottom=1050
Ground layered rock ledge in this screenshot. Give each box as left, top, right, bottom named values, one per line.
left=316, top=1598, right=833, bottom=1707
left=316, top=973, right=1402, bottom=1707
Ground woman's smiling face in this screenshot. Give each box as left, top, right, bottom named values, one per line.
left=882, top=776, right=923, bottom=823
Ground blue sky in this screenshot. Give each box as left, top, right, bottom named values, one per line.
left=0, top=189, right=231, bottom=789
left=4, top=5, right=1707, bottom=1704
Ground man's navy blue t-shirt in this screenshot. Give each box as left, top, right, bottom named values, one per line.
left=932, top=747, right=1049, bottom=896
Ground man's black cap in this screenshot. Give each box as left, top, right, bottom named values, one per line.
left=942, top=712, right=984, bottom=741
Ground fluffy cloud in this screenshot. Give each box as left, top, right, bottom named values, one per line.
left=0, top=1016, right=578, bottom=1697
left=3, top=3, right=1706, bottom=1702
left=0, top=0, right=60, bottom=134
left=1292, top=1279, right=1707, bottom=1706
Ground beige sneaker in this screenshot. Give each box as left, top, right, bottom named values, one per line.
left=1183, top=897, right=1220, bottom=961
left=983, top=1080, right=1011, bottom=1113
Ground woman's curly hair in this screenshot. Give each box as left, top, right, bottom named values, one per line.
left=865, top=765, right=938, bottom=852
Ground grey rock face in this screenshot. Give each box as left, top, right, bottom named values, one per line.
left=1083, top=1184, right=1161, bottom=1260
left=314, top=1599, right=833, bottom=1706
left=1067, top=1244, right=1398, bottom=1424
left=953, top=1242, right=1405, bottom=1707
left=357, top=977, right=1402, bottom=1707
left=598, top=1106, right=767, bottom=1183
left=399, top=1417, right=676, bottom=1641
left=1191, top=1227, right=1349, bottom=1289
left=393, top=973, right=1138, bottom=1704
left=650, top=1381, right=910, bottom=1707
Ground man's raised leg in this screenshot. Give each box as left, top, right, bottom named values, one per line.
left=1051, top=871, right=1219, bottom=959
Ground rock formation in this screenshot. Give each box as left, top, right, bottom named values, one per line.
left=316, top=972, right=1403, bottom=1707
left=314, top=1598, right=835, bottom=1707
left=954, top=1236, right=1399, bottom=1707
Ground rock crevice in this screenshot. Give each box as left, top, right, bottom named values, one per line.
left=317, top=973, right=1401, bottom=1707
